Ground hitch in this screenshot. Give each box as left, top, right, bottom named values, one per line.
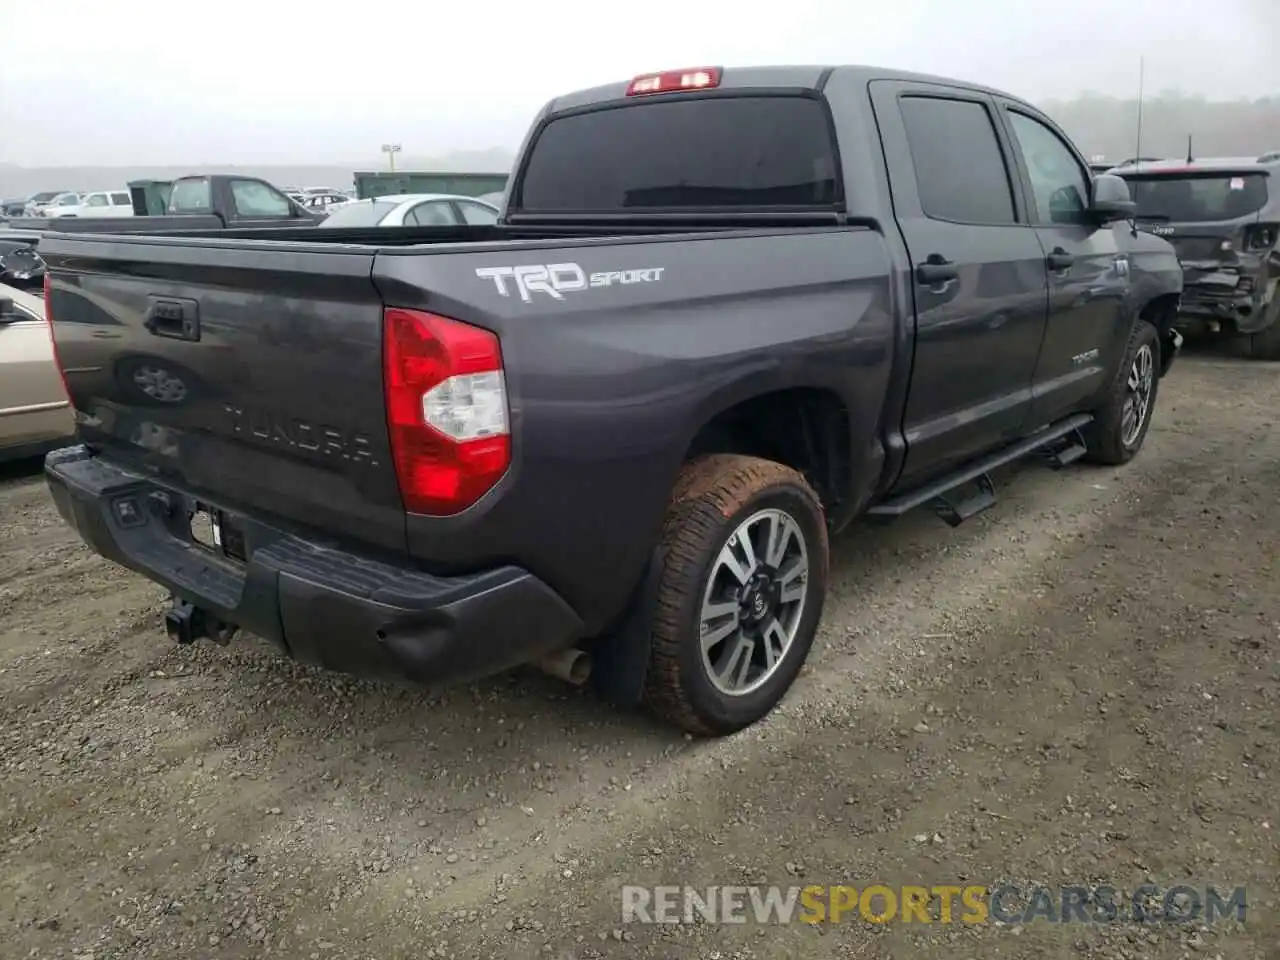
left=164, top=597, right=239, bottom=647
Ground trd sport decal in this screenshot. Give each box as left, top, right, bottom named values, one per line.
left=475, top=263, right=665, bottom=302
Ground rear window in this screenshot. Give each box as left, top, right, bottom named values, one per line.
left=1123, top=173, right=1268, bottom=222
left=320, top=200, right=399, bottom=227
left=517, top=95, right=839, bottom=211
left=169, top=178, right=212, bottom=212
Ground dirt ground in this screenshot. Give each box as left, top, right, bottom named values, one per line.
left=1, top=353, right=1276, bottom=960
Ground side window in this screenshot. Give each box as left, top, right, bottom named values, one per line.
left=230, top=180, right=292, bottom=218
left=110, top=192, right=131, bottom=206
left=405, top=202, right=456, bottom=226
left=1007, top=111, right=1089, bottom=225
left=169, top=178, right=213, bottom=212
left=457, top=201, right=498, bottom=225
left=899, top=96, right=1016, bottom=225
left=85, top=194, right=109, bottom=207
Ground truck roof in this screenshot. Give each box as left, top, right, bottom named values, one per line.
left=546, top=64, right=1041, bottom=115
left=1117, top=157, right=1279, bottom=175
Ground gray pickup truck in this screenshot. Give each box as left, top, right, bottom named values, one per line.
left=40, top=64, right=1183, bottom=735
left=5, top=174, right=322, bottom=234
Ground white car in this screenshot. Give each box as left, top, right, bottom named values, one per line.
left=319, top=193, right=500, bottom=228
left=43, top=190, right=134, bottom=219
left=29, top=192, right=83, bottom=217
left=0, top=283, right=74, bottom=461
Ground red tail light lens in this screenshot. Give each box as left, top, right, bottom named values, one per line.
left=382, top=307, right=510, bottom=516
left=626, top=67, right=721, bottom=97
left=42, top=273, right=72, bottom=400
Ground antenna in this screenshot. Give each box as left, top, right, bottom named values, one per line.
left=1186, top=134, right=1194, bottom=164
left=1132, top=56, right=1145, bottom=171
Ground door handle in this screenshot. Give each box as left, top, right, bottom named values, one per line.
left=915, top=257, right=958, bottom=286
left=1046, top=248, right=1074, bottom=271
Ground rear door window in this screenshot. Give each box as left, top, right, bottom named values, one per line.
left=518, top=95, right=840, bottom=211
left=898, top=96, right=1017, bottom=225
left=1124, top=174, right=1268, bottom=222
left=110, top=192, right=131, bottom=206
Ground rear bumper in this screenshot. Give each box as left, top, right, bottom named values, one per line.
left=1177, top=268, right=1274, bottom=334
left=44, top=445, right=583, bottom=684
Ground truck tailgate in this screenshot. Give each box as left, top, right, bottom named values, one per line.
left=44, top=237, right=407, bottom=553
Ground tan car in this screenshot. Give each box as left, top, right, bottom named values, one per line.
left=0, top=283, right=74, bottom=462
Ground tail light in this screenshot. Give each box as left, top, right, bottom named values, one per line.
left=382, top=307, right=510, bottom=516
left=43, top=273, right=72, bottom=400
left=626, top=67, right=721, bottom=97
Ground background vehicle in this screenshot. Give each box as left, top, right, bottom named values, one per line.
left=40, top=64, right=1181, bottom=736
left=32, top=192, right=84, bottom=217
left=475, top=191, right=505, bottom=208
left=318, top=192, right=500, bottom=226
left=1116, top=153, right=1280, bottom=358
left=0, top=283, right=73, bottom=462
left=13, top=190, right=72, bottom=217
left=45, top=190, right=136, bottom=219
left=6, top=175, right=323, bottom=233
left=0, top=231, right=44, bottom=288
left=299, top=192, right=352, bottom=214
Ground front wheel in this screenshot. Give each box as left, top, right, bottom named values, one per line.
left=1083, top=319, right=1160, bottom=466
left=643, top=455, right=829, bottom=736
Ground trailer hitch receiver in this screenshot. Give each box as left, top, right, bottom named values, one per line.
left=164, top=597, right=239, bottom=647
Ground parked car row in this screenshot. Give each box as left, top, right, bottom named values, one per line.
left=1, top=190, right=135, bottom=219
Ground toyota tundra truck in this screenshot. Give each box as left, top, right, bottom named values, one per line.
left=40, top=65, right=1183, bottom=736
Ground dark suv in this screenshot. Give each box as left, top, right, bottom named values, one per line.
left=1116, top=153, right=1280, bottom=357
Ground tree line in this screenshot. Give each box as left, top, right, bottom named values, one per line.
left=1041, top=90, right=1280, bottom=163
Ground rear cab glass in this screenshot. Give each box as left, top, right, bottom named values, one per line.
left=168, top=178, right=212, bottom=213
left=1121, top=172, right=1269, bottom=222
left=515, top=95, right=841, bottom=211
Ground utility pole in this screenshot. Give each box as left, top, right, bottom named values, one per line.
left=381, top=143, right=402, bottom=173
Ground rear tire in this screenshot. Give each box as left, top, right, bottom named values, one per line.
left=1083, top=319, right=1160, bottom=466
left=643, top=455, right=829, bottom=736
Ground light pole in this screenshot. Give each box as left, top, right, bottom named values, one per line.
left=381, top=143, right=402, bottom=173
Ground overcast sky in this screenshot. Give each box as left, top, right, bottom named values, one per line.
left=1, top=0, right=1277, bottom=166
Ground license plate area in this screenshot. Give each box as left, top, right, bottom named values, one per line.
left=188, top=504, right=248, bottom=563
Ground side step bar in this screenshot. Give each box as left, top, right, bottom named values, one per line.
left=867, top=413, right=1094, bottom=527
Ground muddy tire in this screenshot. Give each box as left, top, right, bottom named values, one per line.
left=642, top=454, right=829, bottom=736
left=1083, top=320, right=1160, bottom=466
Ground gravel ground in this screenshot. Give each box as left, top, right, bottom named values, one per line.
left=1, top=354, right=1276, bottom=960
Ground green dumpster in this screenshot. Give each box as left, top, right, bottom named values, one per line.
left=353, top=171, right=508, bottom=201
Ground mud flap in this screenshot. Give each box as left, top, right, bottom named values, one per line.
left=588, top=548, right=665, bottom=707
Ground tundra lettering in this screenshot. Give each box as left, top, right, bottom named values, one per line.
left=223, top=405, right=378, bottom=466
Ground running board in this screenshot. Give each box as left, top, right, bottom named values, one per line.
left=867, top=413, right=1094, bottom=526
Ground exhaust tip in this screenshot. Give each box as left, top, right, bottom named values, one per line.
left=538, top=648, right=592, bottom=686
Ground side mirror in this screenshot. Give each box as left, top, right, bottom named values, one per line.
left=1088, top=174, right=1136, bottom=224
